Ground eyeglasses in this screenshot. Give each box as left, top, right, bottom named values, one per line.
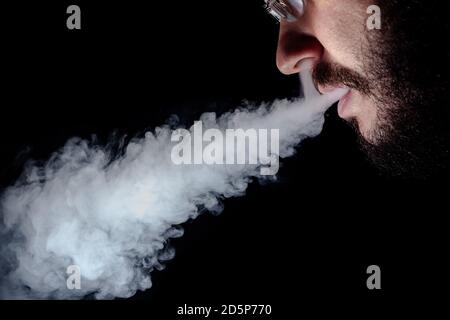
left=264, top=0, right=305, bottom=23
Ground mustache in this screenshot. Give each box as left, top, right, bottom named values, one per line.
left=312, top=62, right=372, bottom=95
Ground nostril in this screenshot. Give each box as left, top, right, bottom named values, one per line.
left=294, top=58, right=317, bottom=73
left=276, top=30, right=324, bottom=75
left=276, top=47, right=301, bottom=75
left=276, top=58, right=295, bottom=75
left=276, top=55, right=316, bottom=75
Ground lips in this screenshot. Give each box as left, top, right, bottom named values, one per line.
left=318, top=84, right=352, bottom=119
left=337, top=90, right=353, bottom=119
left=317, top=84, right=340, bottom=94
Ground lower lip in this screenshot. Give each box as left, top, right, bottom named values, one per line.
left=337, top=90, right=352, bottom=118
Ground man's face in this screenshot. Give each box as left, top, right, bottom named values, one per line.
left=277, top=0, right=377, bottom=138
left=275, top=0, right=450, bottom=178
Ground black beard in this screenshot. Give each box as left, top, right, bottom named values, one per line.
left=361, top=0, right=450, bottom=179
left=353, top=105, right=450, bottom=179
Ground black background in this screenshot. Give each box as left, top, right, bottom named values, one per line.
left=1, top=0, right=448, bottom=317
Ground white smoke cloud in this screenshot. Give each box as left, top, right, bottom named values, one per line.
left=0, top=72, right=347, bottom=299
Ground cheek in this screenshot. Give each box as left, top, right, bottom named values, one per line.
left=311, top=3, right=369, bottom=70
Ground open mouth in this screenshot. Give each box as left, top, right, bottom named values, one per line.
left=317, top=84, right=353, bottom=119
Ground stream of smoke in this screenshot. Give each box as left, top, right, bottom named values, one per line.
left=0, top=71, right=347, bottom=299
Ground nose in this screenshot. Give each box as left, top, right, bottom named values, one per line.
left=276, top=22, right=324, bottom=75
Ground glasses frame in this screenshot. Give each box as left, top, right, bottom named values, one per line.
left=263, top=0, right=304, bottom=23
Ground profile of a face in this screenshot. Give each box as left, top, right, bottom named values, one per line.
left=274, top=0, right=450, bottom=178
left=275, top=0, right=378, bottom=141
